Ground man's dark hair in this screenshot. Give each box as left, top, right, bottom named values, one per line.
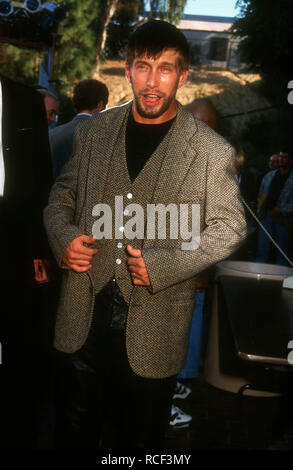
left=126, top=20, right=190, bottom=71
left=73, top=79, right=109, bottom=112
left=279, top=149, right=293, bottom=159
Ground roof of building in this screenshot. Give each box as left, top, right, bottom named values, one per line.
left=178, top=14, right=236, bottom=32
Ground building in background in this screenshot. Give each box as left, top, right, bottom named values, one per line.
left=178, top=14, right=244, bottom=71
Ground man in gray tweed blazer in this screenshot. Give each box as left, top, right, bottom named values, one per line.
left=44, top=20, right=247, bottom=450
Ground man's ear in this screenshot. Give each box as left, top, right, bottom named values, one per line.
left=91, top=101, right=105, bottom=116
left=125, top=64, right=131, bottom=83
left=96, top=101, right=105, bottom=113
left=178, top=69, right=188, bottom=89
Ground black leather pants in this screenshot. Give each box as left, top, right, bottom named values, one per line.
left=54, top=280, right=176, bottom=450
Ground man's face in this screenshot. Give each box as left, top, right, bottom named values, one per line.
left=125, top=49, right=188, bottom=124
left=279, top=152, right=292, bottom=168
left=44, top=95, right=58, bottom=126
left=269, top=154, right=279, bottom=170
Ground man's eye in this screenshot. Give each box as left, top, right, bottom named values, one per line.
left=161, top=67, right=171, bottom=73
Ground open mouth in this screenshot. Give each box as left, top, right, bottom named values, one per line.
left=142, top=93, right=162, bottom=106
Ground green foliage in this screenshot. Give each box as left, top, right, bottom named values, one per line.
left=106, top=0, right=187, bottom=58
left=149, top=0, right=187, bottom=24
left=0, top=1, right=102, bottom=86
left=54, top=0, right=101, bottom=90
left=0, top=1, right=103, bottom=111
left=0, top=45, right=40, bottom=85
left=105, top=0, right=143, bottom=58
left=232, top=0, right=293, bottom=102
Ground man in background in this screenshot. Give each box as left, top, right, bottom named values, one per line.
left=269, top=153, right=280, bottom=171
left=185, top=98, right=219, bottom=131
left=256, top=150, right=293, bottom=265
left=37, top=87, right=59, bottom=128
left=49, top=79, right=109, bottom=179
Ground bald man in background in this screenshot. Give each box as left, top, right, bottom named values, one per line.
left=37, top=88, right=59, bottom=128
left=185, top=98, right=219, bottom=131
left=183, top=97, right=219, bottom=289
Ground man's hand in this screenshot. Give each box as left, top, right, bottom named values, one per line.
left=62, top=235, right=98, bottom=273
left=269, top=207, right=281, bottom=218
left=126, top=245, right=150, bottom=286
left=33, top=259, right=49, bottom=284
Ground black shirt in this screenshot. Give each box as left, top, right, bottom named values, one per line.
left=125, top=112, right=175, bottom=182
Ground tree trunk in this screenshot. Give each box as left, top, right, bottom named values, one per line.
left=95, top=0, right=119, bottom=75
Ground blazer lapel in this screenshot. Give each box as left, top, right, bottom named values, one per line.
left=150, top=102, right=199, bottom=205
left=85, top=102, right=132, bottom=225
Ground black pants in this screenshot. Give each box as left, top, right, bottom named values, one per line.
left=54, top=287, right=176, bottom=450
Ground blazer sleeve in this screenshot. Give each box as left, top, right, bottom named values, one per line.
left=43, top=125, right=85, bottom=266
left=142, top=144, right=248, bottom=294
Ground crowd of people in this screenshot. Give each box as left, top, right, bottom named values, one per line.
left=0, top=18, right=292, bottom=452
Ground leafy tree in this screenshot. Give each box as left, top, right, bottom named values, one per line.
left=55, top=1, right=102, bottom=86
left=105, top=0, right=143, bottom=58
left=105, top=0, right=188, bottom=58
left=148, top=0, right=187, bottom=25
left=232, top=0, right=293, bottom=102
left=0, top=1, right=112, bottom=116
left=0, top=1, right=102, bottom=86
left=0, top=45, right=41, bottom=85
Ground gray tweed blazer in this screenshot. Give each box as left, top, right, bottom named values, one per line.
left=44, top=101, right=247, bottom=378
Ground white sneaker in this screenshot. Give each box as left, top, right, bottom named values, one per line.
left=173, top=381, right=191, bottom=399
left=169, top=405, right=192, bottom=428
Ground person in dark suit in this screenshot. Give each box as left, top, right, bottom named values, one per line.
left=49, top=79, right=109, bottom=180
left=0, top=75, right=53, bottom=449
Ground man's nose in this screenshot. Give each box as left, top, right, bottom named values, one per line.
left=146, top=70, right=159, bottom=88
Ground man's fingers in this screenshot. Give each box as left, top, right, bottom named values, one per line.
left=127, top=251, right=150, bottom=286
left=63, top=235, right=98, bottom=272
left=128, top=264, right=145, bottom=275
left=131, top=278, right=145, bottom=286
left=67, top=258, right=92, bottom=267
left=126, top=245, right=142, bottom=257
left=79, top=246, right=98, bottom=255
left=67, top=251, right=94, bottom=261
left=73, top=244, right=98, bottom=257
left=127, top=257, right=144, bottom=267
left=67, top=262, right=92, bottom=272
left=80, top=235, right=96, bottom=245
left=130, top=272, right=150, bottom=286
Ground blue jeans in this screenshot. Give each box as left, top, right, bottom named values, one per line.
left=177, top=292, right=205, bottom=379
left=256, top=211, right=290, bottom=265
